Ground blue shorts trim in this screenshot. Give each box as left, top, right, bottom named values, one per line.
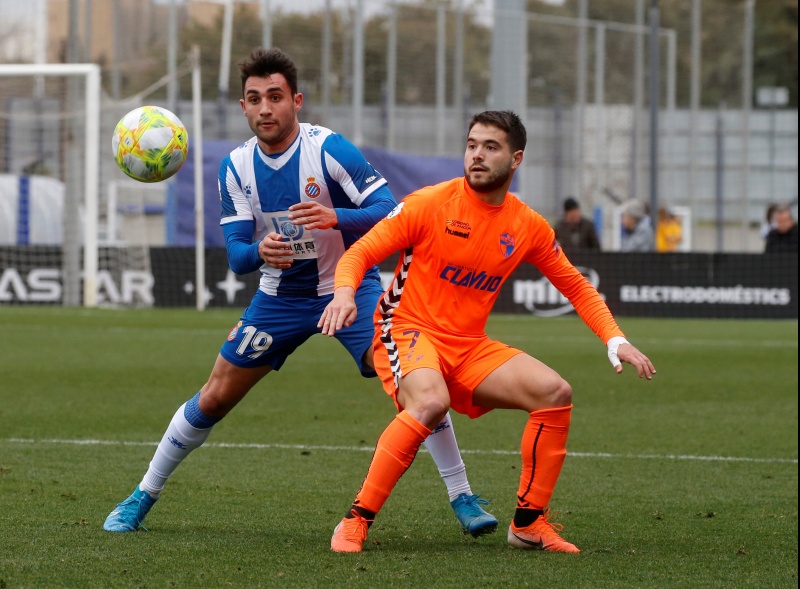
left=219, top=278, right=383, bottom=377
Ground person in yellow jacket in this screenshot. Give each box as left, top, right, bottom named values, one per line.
left=655, top=207, right=683, bottom=253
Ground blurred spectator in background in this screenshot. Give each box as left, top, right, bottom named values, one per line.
left=655, top=207, right=683, bottom=253
left=553, top=196, right=601, bottom=255
left=760, top=203, right=779, bottom=241
left=764, top=204, right=798, bottom=253
left=620, top=199, right=654, bottom=252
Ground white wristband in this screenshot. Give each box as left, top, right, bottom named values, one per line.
left=606, top=336, right=630, bottom=368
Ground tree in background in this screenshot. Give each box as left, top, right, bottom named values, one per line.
left=110, top=0, right=796, bottom=110
left=540, top=0, right=798, bottom=108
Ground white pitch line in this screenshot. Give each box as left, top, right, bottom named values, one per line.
left=3, top=438, right=796, bottom=464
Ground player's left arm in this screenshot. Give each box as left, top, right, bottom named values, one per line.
left=525, top=212, right=656, bottom=379
left=289, top=133, right=394, bottom=233
left=287, top=185, right=396, bottom=232
left=606, top=336, right=656, bottom=379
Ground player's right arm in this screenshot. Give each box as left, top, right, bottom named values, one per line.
left=319, top=198, right=420, bottom=335
left=218, top=151, right=294, bottom=272
left=318, top=285, right=358, bottom=335
left=336, top=197, right=419, bottom=291
left=222, top=220, right=261, bottom=274
left=218, top=155, right=262, bottom=275
left=221, top=222, right=294, bottom=273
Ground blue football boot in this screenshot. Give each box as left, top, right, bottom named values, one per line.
left=103, top=486, right=158, bottom=532
left=450, top=493, right=499, bottom=537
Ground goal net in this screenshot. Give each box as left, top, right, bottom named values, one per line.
left=0, top=64, right=99, bottom=306
left=0, top=56, right=204, bottom=308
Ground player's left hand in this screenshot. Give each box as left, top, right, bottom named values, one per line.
left=288, top=201, right=338, bottom=230
left=613, top=342, right=656, bottom=380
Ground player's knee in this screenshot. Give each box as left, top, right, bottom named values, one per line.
left=198, top=387, right=234, bottom=418
left=402, top=389, right=450, bottom=429
left=420, top=396, right=450, bottom=420
left=550, top=378, right=573, bottom=407
left=412, top=400, right=449, bottom=430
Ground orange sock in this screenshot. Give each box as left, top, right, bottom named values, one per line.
left=353, top=411, right=432, bottom=515
left=516, top=404, right=572, bottom=510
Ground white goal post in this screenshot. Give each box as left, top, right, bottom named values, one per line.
left=1, top=52, right=205, bottom=310
left=0, top=63, right=101, bottom=307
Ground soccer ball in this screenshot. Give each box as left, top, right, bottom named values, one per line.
left=112, top=105, right=188, bottom=183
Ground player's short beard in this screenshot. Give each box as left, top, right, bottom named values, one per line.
left=465, top=160, right=512, bottom=193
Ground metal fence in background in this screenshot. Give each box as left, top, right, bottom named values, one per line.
left=0, top=0, right=797, bottom=253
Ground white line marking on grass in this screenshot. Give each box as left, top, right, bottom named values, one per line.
left=500, top=334, right=797, bottom=348
left=3, top=438, right=796, bottom=464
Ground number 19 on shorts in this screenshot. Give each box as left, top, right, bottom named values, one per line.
left=236, top=326, right=273, bottom=359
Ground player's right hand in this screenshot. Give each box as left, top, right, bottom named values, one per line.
left=318, top=287, right=358, bottom=336
left=259, top=232, right=294, bottom=269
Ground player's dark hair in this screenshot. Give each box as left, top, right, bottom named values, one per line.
left=239, top=47, right=298, bottom=96
left=468, top=110, right=527, bottom=153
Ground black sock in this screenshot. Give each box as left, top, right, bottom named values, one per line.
left=346, top=504, right=375, bottom=527
left=513, top=507, right=544, bottom=528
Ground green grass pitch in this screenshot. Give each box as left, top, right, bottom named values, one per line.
left=0, top=307, right=796, bottom=588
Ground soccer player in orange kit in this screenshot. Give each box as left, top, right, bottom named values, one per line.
left=319, top=110, right=656, bottom=553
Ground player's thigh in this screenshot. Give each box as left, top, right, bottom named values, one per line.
left=473, top=353, right=571, bottom=412
left=373, top=325, right=445, bottom=408
left=200, top=353, right=272, bottom=415
left=219, top=291, right=319, bottom=372
left=396, top=367, right=451, bottom=429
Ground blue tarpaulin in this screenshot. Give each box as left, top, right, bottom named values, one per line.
left=172, top=139, right=516, bottom=246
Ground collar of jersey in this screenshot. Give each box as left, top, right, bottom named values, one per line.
left=255, top=130, right=301, bottom=170
left=460, top=177, right=507, bottom=215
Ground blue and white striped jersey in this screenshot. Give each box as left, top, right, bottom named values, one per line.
left=219, top=123, right=389, bottom=297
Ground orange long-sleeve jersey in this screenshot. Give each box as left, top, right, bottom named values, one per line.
left=335, top=177, right=625, bottom=344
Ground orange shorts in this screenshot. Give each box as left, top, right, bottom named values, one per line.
left=372, top=320, right=523, bottom=418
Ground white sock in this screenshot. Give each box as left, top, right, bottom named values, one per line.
left=139, top=402, right=214, bottom=497
left=421, top=411, right=472, bottom=501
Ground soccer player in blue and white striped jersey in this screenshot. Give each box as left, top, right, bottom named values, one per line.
left=103, top=47, right=496, bottom=538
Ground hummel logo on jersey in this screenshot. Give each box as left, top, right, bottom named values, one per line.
left=445, top=226, right=470, bottom=239
left=445, top=219, right=471, bottom=238
left=168, top=436, right=187, bottom=450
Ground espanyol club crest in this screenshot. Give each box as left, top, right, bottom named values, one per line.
left=304, top=176, right=321, bottom=198
left=227, top=320, right=242, bottom=341
left=500, top=232, right=516, bottom=258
